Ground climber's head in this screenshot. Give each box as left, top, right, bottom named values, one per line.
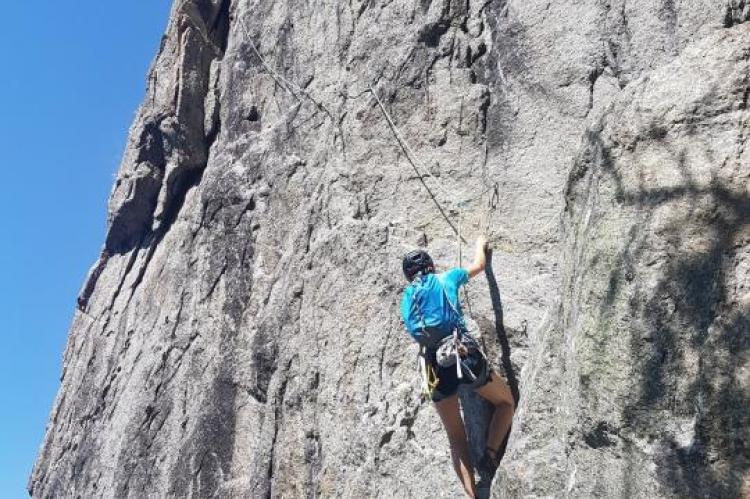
left=402, top=249, right=434, bottom=281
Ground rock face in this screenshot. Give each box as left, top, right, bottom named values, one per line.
left=497, top=24, right=750, bottom=499
left=30, top=1, right=748, bottom=498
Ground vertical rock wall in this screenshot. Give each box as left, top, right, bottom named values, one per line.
left=497, top=24, right=750, bottom=499
left=30, top=1, right=748, bottom=497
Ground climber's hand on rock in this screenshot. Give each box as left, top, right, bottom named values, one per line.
left=468, top=236, right=488, bottom=278
left=477, top=235, right=489, bottom=253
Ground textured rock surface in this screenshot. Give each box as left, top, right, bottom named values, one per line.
left=30, top=0, right=748, bottom=497
left=497, top=24, right=750, bottom=499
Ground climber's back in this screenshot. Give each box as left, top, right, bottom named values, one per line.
left=401, top=265, right=469, bottom=348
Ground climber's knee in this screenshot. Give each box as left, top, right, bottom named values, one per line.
left=495, top=398, right=514, bottom=413
left=475, top=370, right=514, bottom=407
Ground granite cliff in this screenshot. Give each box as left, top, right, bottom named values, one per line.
left=30, top=0, right=749, bottom=497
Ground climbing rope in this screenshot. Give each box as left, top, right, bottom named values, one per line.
left=369, top=84, right=467, bottom=244
left=237, top=17, right=336, bottom=121
left=370, top=85, right=500, bottom=247
left=235, top=18, right=510, bottom=398
left=457, top=97, right=465, bottom=269
left=236, top=18, right=500, bottom=275
left=235, top=17, right=493, bottom=249
left=455, top=97, right=474, bottom=320
left=369, top=79, right=502, bottom=394
left=238, top=17, right=301, bottom=102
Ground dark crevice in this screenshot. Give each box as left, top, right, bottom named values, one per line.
left=467, top=41, right=487, bottom=68
left=201, top=260, right=228, bottom=301
left=206, top=108, right=222, bottom=148
left=304, top=431, right=322, bottom=498
left=400, top=414, right=417, bottom=440
left=251, top=328, right=279, bottom=404
left=105, top=121, right=167, bottom=255
left=125, top=167, right=205, bottom=306
left=418, top=20, right=451, bottom=47
left=583, top=421, right=617, bottom=449
left=724, top=1, right=749, bottom=28
left=265, top=359, right=292, bottom=499
left=246, top=105, right=260, bottom=122
left=587, top=65, right=604, bottom=111
left=194, top=0, right=232, bottom=52
left=210, top=0, right=232, bottom=52
left=484, top=252, right=520, bottom=406
left=379, top=430, right=394, bottom=448
left=136, top=121, right=167, bottom=168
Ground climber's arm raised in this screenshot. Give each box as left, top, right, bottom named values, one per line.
left=467, top=236, right=488, bottom=279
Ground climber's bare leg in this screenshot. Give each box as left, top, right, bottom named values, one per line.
left=434, top=394, right=477, bottom=498
left=475, top=371, right=515, bottom=457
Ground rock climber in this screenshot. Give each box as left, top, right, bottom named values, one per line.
left=400, top=236, right=515, bottom=497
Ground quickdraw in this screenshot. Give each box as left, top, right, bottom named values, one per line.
left=419, top=346, right=440, bottom=399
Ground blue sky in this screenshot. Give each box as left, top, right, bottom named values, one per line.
left=0, top=1, right=172, bottom=495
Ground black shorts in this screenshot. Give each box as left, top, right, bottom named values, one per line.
left=427, top=348, right=491, bottom=403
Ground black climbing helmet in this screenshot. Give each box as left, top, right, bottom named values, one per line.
left=402, top=250, right=434, bottom=281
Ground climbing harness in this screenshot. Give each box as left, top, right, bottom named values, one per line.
left=435, top=332, right=484, bottom=383
left=441, top=277, right=489, bottom=382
